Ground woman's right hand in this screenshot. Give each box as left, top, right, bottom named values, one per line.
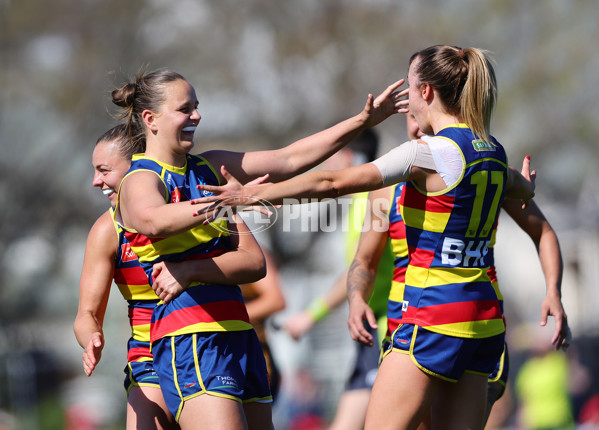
left=347, top=297, right=377, bottom=347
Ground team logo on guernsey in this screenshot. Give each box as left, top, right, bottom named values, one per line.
left=472, top=139, right=496, bottom=151
left=171, top=187, right=184, bottom=203
left=121, top=243, right=138, bottom=262
left=395, top=197, right=402, bottom=215
left=402, top=301, right=409, bottom=312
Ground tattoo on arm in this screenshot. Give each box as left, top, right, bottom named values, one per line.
left=347, top=259, right=374, bottom=302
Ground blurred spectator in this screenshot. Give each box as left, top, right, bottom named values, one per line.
left=515, top=328, right=575, bottom=430
left=275, top=367, right=326, bottom=429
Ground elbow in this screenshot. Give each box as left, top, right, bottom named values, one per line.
left=241, top=255, right=267, bottom=284
left=255, top=257, right=268, bottom=280
left=135, top=220, right=166, bottom=238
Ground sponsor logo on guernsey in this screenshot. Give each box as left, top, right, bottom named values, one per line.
left=121, top=243, right=138, bottom=262
left=402, top=301, right=409, bottom=312
left=472, top=139, right=496, bottom=152
left=441, top=237, right=490, bottom=267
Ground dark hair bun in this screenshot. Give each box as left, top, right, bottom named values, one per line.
left=111, top=82, right=136, bottom=108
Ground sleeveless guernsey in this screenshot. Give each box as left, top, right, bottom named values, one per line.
left=116, top=154, right=252, bottom=344
left=399, top=124, right=508, bottom=338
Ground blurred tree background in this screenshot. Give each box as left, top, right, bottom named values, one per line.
left=1, top=0, right=599, bottom=429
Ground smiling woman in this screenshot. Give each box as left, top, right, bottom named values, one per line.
left=91, top=125, right=142, bottom=206
left=75, top=124, right=269, bottom=430
left=109, top=68, right=407, bottom=429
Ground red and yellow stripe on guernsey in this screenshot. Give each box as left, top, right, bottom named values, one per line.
left=402, top=266, right=504, bottom=338
left=126, top=307, right=153, bottom=362
left=387, top=278, right=405, bottom=335
left=126, top=220, right=229, bottom=266
left=114, top=266, right=156, bottom=301
left=150, top=300, right=252, bottom=343
left=129, top=307, right=152, bottom=342
left=127, top=345, right=153, bottom=363
left=400, top=189, right=455, bottom=233
left=388, top=222, right=407, bottom=257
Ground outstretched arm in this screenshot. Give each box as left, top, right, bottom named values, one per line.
left=202, top=80, right=408, bottom=184
left=192, top=141, right=431, bottom=220
left=502, top=198, right=569, bottom=350
left=73, top=211, right=116, bottom=376
left=194, top=162, right=386, bottom=221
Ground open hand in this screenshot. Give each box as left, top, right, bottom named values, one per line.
left=192, top=166, right=269, bottom=224
left=362, top=79, right=410, bottom=128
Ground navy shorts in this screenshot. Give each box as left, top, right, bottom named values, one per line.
left=123, top=338, right=160, bottom=394
left=487, top=342, right=509, bottom=402
left=152, top=330, right=272, bottom=421
left=124, top=359, right=160, bottom=394
left=346, top=322, right=380, bottom=391
left=384, top=324, right=505, bottom=382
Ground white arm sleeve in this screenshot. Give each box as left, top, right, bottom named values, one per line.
left=370, top=140, right=437, bottom=187
left=420, top=135, right=463, bottom=187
